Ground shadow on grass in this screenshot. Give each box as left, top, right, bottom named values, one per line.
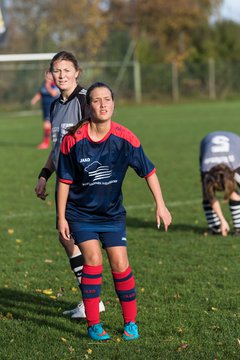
left=126, top=216, right=206, bottom=235
left=0, top=288, right=88, bottom=336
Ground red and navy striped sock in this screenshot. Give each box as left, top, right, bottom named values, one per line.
left=44, top=127, right=51, bottom=141
left=80, top=264, right=102, bottom=326
left=112, top=266, right=137, bottom=323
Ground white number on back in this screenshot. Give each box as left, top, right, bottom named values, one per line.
left=211, top=135, right=230, bottom=153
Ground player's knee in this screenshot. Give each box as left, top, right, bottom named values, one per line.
left=111, top=259, right=129, bottom=273
left=84, top=252, right=102, bottom=266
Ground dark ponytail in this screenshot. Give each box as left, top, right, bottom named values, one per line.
left=204, top=164, right=236, bottom=203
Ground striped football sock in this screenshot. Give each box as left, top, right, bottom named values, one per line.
left=69, top=253, right=84, bottom=286
left=112, top=266, right=137, bottom=324
left=229, top=199, right=240, bottom=231
left=203, top=201, right=221, bottom=233
left=80, top=264, right=102, bottom=326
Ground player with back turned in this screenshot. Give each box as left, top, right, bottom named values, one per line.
left=200, top=131, right=240, bottom=236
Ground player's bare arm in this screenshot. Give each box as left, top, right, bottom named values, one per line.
left=145, top=172, right=172, bottom=231
left=57, top=181, right=71, bottom=241
left=211, top=199, right=230, bottom=236
left=35, top=150, right=55, bottom=200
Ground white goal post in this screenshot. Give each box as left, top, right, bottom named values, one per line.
left=0, top=53, right=56, bottom=61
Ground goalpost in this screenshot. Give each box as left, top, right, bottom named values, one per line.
left=0, top=53, right=56, bottom=61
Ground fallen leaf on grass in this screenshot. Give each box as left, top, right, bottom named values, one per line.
left=176, top=327, right=184, bottom=333
left=42, top=289, right=53, bottom=295
left=60, top=337, right=67, bottom=343
left=211, top=307, right=218, bottom=311
left=49, top=295, right=57, bottom=300
left=176, top=343, right=190, bottom=352
left=35, top=289, right=42, bottom=293
left=6, top=312, right=13, bottom=319
left=44, top=259, right=53, bottom=263
left=15, top=239, right=22, bottom=244
left=87, top=349, right=92, bottom=354
left=237, top=338, right=240, bottom=346
left=68, top=346, right=75, bottom=353
left=0, top=312, right=13, bottom=320
left=71, top=287, right=78, bottom=293
left=8, top=229, right=14, bottom=234
left=211, top=325, right=221, bottom=331
left=173, top=292, right=181, bottom=299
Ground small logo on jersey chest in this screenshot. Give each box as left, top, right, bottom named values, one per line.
left=80, top=158, right=90, bottom=163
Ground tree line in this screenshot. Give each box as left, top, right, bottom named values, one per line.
left=1, top=0, right=240, bottom=65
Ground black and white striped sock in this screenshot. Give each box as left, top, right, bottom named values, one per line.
left=69, top=253, right=84, bottom=285
left=229, top=199, right=240, bottom=230
left=203, top=201, right=221, bottom=233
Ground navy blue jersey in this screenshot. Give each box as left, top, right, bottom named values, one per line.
left=57, top=121, right=156, bottom=223
left=39, top=81, right=59, bottom=98
left=39, top=81, right=59, bottom=120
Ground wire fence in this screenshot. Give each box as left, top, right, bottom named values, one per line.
left=1, top=58, right=240, bottom=109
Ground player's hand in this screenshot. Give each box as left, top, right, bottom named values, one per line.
left=220, top=219, right=230, bottom=236
left=58, top=218, right=71, bottom=241
left=35, top=177, right=48, bottom=200
left=156, top=206, right=172, bottom=231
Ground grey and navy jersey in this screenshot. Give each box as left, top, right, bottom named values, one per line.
left=200, top=131, right=240, bottom=173
left=50, top=85, right=88, bottom=169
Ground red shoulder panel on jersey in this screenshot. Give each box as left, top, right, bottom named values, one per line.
left=111, top=121, right=140, bottom=147
left=61, top=134, right=76, bottom=155
left=74, top=122, right=88, bottom=142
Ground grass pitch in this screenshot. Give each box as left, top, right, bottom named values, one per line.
left=0, top=102, right=239, bottom=359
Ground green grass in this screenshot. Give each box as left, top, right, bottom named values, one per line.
left=0, top=102, right=240, bottom=360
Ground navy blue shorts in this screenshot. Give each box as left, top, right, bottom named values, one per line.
left=69, top=221, right=127, bottom=248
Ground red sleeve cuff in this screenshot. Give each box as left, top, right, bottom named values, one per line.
left=58, top=178, right=73, bottom=184
left=145, top=168, right=156, bottom=178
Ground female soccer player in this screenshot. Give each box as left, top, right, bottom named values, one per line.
left=31, top=71, right=59, bottom=149
left=57, top=82, right=172, bottom=341
left=200, top=131, right=240, bottom=236
left=35, top=51, right=105, bottom=318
